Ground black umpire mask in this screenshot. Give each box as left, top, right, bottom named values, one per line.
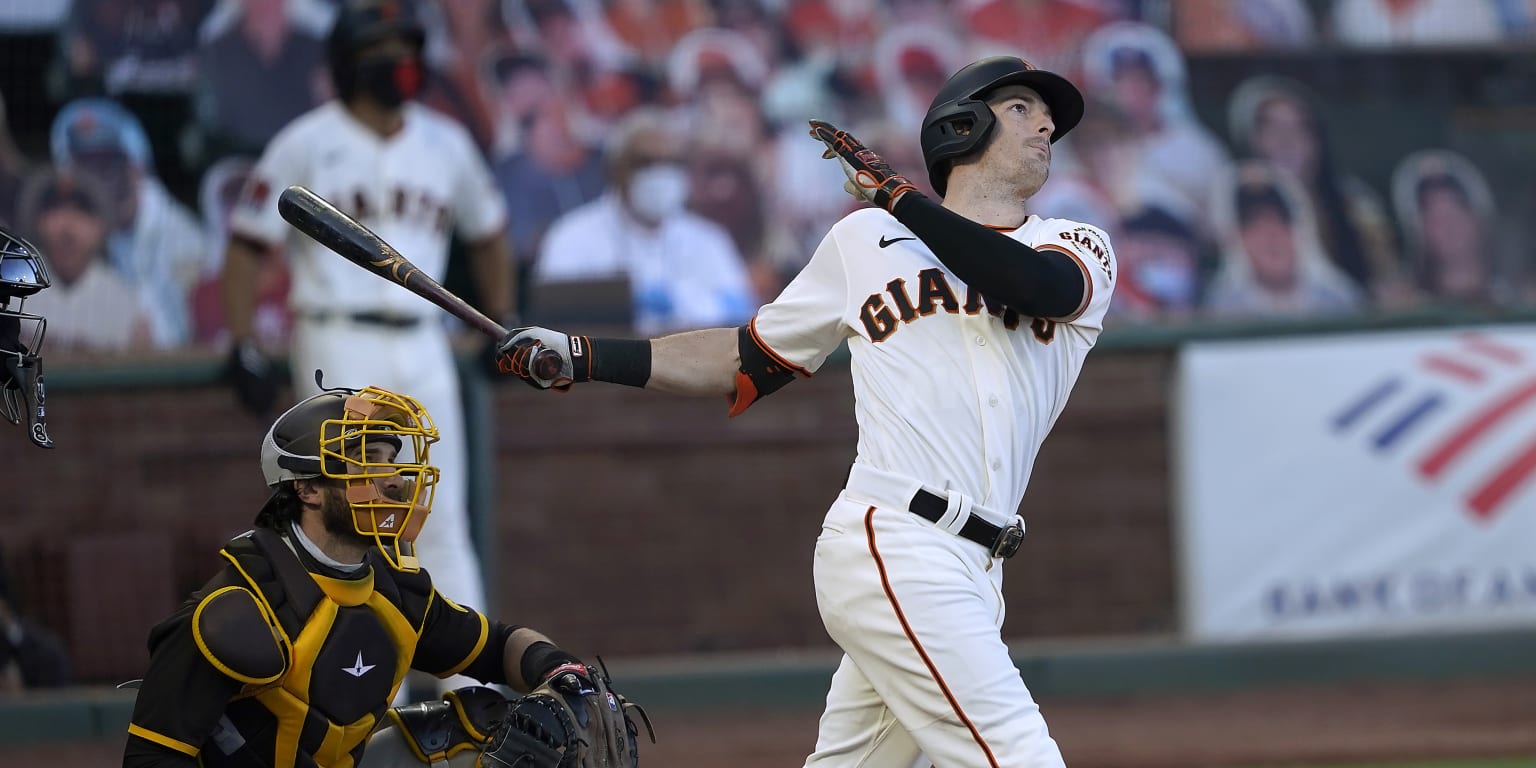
left=356, top=52, right=422, bottom=108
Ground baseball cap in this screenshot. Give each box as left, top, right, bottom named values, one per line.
left=49, top=98, right=152, bottom=170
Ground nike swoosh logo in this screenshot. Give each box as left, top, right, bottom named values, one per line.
left=879, top=236, right=916, bottom=249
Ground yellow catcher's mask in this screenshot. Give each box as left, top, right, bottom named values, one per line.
left=260, top=383, right=440, bottom=571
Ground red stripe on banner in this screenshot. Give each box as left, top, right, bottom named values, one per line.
left=1418, top=378, right=1536, bottom=479
left=1461, top=333, right=1524, bottom=366
left=1467, top=434, right=1536, bottom=519
left=1421, top=354, right=1485, bottom=384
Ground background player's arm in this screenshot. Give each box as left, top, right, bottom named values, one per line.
left=466, top=234, right=515, bottom=322
left=220, top=235, right=271, bottom=345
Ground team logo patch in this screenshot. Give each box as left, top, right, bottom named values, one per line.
left=1058, top=227, right=1113, bottom=280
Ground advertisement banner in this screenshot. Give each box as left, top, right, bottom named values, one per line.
left=1177, top=325, right=1536, bottom=641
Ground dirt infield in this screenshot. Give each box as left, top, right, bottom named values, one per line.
left=18, top=676, right=1536, bottom=767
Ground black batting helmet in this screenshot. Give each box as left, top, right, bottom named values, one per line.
left=327, top=0, right=426, bottom=102
left=920, top=56, right=1084, bottom=197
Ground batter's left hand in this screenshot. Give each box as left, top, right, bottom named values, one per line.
left=809, top=119, right=919, bottom=212
left=494, top=326, right=590, bottom=391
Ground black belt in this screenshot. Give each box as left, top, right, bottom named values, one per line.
left=302, top=311, right=422, bottom=329
left=909, top=489, right=1025, bottom=559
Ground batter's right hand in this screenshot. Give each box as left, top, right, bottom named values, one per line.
left=223, top=340, right=282, bottom=417
left=495, top=326, right=589, bottom=391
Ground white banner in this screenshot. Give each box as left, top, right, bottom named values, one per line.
left=1177, top=325, right=1536, bottom=641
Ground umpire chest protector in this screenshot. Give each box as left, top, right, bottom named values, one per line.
left=194, top=527, right=435, bottom=768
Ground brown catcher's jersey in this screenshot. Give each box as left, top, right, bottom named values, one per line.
left=749, top=207, right=1117, bottom=515
left=126, top=528, right=492, bottom=768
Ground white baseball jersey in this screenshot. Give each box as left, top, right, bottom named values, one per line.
left=753, top=207, right=1117, bottom=516
left=230, top=101, right=506, bottom=316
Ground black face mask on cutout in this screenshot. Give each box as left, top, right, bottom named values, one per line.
left=356, top=52, right=422, bottom=108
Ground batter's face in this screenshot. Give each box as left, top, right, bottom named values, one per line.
left=978, top=84, right=1055, bottom=197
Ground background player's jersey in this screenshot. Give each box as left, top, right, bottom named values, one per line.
left=752, top=207, right=1117, bottom=515
left=230, top=102, right=506, bottom=318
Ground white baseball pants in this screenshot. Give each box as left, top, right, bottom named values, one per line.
left=804, top=464, right=1064, bottom=768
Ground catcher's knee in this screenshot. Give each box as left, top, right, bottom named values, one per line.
left=367, top=686, right=508, bottom=767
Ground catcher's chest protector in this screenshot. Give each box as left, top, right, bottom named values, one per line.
left=204, top=528, right=432, bottom=768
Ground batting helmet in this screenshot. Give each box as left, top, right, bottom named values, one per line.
left=256, top=383, right=440, bottom=571
left=327, top=0, right=426, bottom=103
left=0, top=226, right=53, bottom=448
left=920, top=56, right=1085, bottom=197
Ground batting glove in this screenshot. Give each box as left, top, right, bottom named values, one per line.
left=494, top=326, right=590, bottom=392
left=809, top=119, right=919, bottom=213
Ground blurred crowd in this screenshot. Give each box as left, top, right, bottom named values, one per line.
left=1, top=0, right=1535, bottom=360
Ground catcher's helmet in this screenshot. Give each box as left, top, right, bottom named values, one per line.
left=327, top=0, right=426, bottom=102
left=920, top=56, right=1084, bottom=197
left=0, top=226, right=52, bottom=449
left=258, top=383, right=440, bottom=571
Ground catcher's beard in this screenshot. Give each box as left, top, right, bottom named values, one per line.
left=318, top=481, right=410, bottom=549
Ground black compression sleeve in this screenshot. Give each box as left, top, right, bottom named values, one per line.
left=891, top=193, right=1085, bottom=319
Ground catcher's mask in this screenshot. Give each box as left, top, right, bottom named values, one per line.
left=0, top=226, right=53, bottom=449
left=258, top=382, right=440, bottom=571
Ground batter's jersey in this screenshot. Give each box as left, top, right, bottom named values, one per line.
left=752, top=207, right=1117, bottom=514
left=230, top=101, right=506, bottom=318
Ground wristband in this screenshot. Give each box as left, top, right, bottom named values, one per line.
left=586, top=338, right=652, bottom=388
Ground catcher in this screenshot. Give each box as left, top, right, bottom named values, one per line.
left=123, top=381, right=648, bottom=768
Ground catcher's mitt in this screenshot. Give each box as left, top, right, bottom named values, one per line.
left=481, top=661, right=653, bottom=768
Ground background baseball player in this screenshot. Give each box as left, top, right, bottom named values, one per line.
left=221, top=0, right=512, bottom=695
left=493, top=56, right=1117, bottom=767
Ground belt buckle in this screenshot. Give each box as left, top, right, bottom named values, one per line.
left=990, top=522, right=1024, bottom=559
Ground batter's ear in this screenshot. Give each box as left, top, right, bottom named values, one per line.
left=729, top=324, right=796, bottom=417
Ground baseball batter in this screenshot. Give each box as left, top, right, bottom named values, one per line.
left=222, top=0, right=511, bottom=653
left=496, top=57, right=1115, bottom=768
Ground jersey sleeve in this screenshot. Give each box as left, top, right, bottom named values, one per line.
left=446, top=122, right=507, bottom=243
left=748, top=224, right=852, bottom=375
left=228, top=122, right=310, bottom=248
left=126, top=581, right=249, bottom=762
left=1032, top=222, right=1117, bottom=333
left=412, top=589, right=493, bottom=679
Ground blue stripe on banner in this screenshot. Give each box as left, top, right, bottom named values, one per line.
left=1332, top=378, right=1403, bottom=432
left=1372, top=393, right=1444, bottom=450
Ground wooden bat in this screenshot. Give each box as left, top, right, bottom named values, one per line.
left=277, top=185, right=563, bottom=381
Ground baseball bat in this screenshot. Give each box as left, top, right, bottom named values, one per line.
left=276, top=185, right=563, bottom=381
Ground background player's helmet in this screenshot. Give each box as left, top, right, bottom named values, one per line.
left=920, top=56, right=1085, bottom=197
left=258, top=384, right=440, bottom=571
left=327, top=0, right=427, bottom=104
left=0, top=226, right=53, bottom=449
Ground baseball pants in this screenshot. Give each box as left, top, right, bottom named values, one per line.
left=804, top=464, right=1064, bottom=768
left=291, top=316, right=488, bottom=693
